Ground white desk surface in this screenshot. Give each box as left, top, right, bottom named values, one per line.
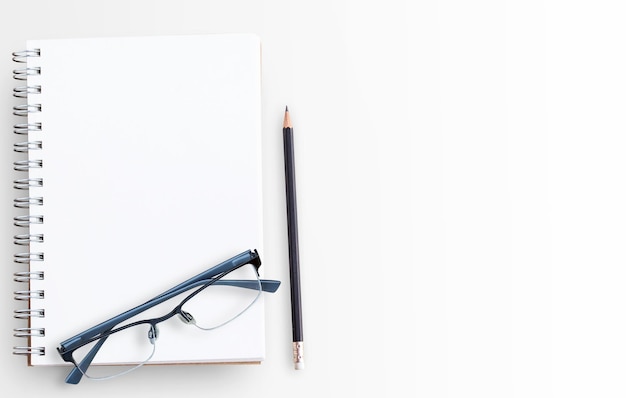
left=1, top=1, right=625, bottom=397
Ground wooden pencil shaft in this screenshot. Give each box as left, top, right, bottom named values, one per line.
left=283, top=124, right=303, bottom=342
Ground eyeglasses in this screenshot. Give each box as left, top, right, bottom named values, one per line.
left=57, top=249, right=280, bottom=384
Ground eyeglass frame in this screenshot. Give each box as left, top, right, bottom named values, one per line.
left=56, top=249, right=280, bottom=384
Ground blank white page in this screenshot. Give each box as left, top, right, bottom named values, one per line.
left=25, top=34, right=264, bottom=366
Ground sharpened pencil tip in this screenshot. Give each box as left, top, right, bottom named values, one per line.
left=285, top=105, right=289, bottom=112
left=283, top=106, right=292, bottom=128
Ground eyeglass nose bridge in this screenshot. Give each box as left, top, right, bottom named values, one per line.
left=178, top=310, right=195, bottom=325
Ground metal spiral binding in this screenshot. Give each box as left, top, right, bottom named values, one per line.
left=14, top=271, right=44, bottom=282
left=13, top=122, right=42, bottom=135
left=14, top=234, right=44, bottom=245
left=13, top=104, right=41, bottom=116
left=12, top=49, right=40, bottom=62
left=14, top=290, right=45, bottom=300
left=14, top=328, right=45, bottom=338
left=14, top=196, right=43, bottom=208
left=14, top=215, right=44, bottom=227
left=14, top=309, right=45, bottom=319
left=13, top=159, right=43, bottom=171
left=14, top=141, right=43, bottom=152
left=12, top=48, right=45, bottom=357
left=13, top=347, right=45, bottom=356
left=13, top=178, right=43, bottom=190
left=13, top=252, right=44, bottom=264
left=12, top=67, right=41, bottom=80
left=13, top=85, right=41, bottom=98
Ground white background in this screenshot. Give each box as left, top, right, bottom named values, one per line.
left=1, top=1, right=625, bottom=397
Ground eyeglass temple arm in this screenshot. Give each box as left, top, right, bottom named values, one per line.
left=152, top=249, right=263, bottom=300
left=215, top=279, right=280, bottom=292
left=64, top=335, right=109, bottom=384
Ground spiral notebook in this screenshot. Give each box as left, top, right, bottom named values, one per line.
left=11, top=34, right=266, bottom=366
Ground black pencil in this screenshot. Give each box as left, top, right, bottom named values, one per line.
left=283, top=106, right=304, bottom=370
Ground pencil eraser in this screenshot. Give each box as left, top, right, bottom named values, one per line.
left=293, top=341, right=304, bottom=370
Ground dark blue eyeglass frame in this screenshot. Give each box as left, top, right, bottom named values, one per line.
left=56, top=249, right=280, bottom=384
